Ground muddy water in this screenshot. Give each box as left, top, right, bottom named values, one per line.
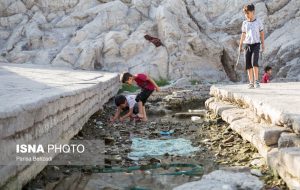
left=23, top=94, right=287, bottom=190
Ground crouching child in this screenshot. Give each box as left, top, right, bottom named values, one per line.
left=110, top=95, right=139, bottom=123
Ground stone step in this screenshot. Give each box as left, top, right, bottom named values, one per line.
left=210, top=83, right=300, bottom=134
left=268, top=148, right=300, bottom=190
left=206, top=98, right=288, bottom=149
left=278, top=133, right=300, bottom=148
left=206, top=83, right=300, bottom=189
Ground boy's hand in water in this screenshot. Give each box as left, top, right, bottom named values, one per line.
left=156, top=86, right=160, bottom=92
left=110, top=117, right=116, bottom=123
left=119, top=117, right=125, bottom=122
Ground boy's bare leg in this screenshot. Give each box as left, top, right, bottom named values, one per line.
left=253, top=66, right=259, bottom=81
left=137, top=101, right=144, bottom=118
left=247, top=68, right=254, bottom=83
left=142, top=106, right=147, bottom=122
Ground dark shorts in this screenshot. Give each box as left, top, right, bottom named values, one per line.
left=123, top=103, right=139, bottom=114
left=135, top=89, right=154, bottom=105
left=244, top=43, right=260, bottom=70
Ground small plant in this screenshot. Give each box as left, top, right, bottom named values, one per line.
left=190, top=79, right=199, bottom=85
left=154, top=78, right=170, bottom=87
left=118, top=84, right=139, bottom=94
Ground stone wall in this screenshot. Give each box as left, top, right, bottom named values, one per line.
left=0, top=63, right=120, bottom=189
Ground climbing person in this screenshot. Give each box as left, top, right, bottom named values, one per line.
left=239, top=3, right=265, bottom=89
left=121, top=72, right=160, bottom=122
left=261, top=66, right=272, bottom=83
left=110, top=95, right=139, bottom=123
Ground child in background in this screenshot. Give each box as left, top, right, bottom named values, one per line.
left=121, top=73, right=160, bottom=122
left=110, top=95, right=139, bottom=123
left=239, top=4, right=265, bottom=89
left=261, top=66, right=272, bottom=83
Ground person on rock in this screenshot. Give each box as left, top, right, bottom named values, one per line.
left=110, top=95, right=139, bottom=123
left=121, top=72, right=160, bottom=122
left=239, top=4, right=265, bottom=89
left=261, top=66, right=272, bottom=83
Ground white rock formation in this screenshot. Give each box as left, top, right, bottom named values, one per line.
left=0, top=0, right=299, bottom=81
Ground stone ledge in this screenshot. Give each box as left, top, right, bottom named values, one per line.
left=0, top=63, right=120, bottom=189
left=278, top=133, right=300, bottom=148
left=268, top=148, right=300, bottom=190
left=210, top=83, right=300, bottom=133
left=206, top=98, right=300, bottom=189
left=206, top=83, right=300, bottom=189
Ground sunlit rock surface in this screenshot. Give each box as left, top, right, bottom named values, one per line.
left=0, top=0, right=299, bottom=81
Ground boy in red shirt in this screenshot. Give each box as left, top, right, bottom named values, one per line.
left=261, top=66, right=272, bottom=83
left=121, top=73, right=160, bottom=121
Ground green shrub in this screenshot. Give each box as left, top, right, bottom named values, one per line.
left=190, top=79, right=199, bottom=85
left=154, top=78, right=170, bottom=87
left=118, top=84, right=139, bottom=93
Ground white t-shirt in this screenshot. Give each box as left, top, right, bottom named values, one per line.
left=126, top=95, right=137, bottom=109
left=242, top=19, right=263, bottom=44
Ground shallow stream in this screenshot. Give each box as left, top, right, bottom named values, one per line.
left=23, top=93, right=287, bottom=190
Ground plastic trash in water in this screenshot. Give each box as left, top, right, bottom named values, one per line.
left=188, top=109, right=206, bottom=113
left=191, top=116, right=201, bottom=121
left=128, top=138, right=199, bottom=160
left=159, top=130, right=174, bottom=136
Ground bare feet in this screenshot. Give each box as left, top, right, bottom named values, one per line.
left=137, top=113, right=144, bottom=119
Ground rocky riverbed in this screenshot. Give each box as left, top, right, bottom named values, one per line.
left=23, top=85, right=287, bottom=190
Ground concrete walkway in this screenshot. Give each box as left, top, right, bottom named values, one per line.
left=0, top=63, right=120, bottom=189
left=206, top=82, right=300, bottom=190
left=210, top=82, right=300, bottom=133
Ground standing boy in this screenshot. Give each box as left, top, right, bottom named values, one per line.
left=121, top=73, right=160, bottom=122
left=239, top=4, right=265, bottom=89
left=261, top=66, right=272, bottom=83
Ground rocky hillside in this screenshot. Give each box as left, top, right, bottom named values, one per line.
left=0, top=0, right=299, bottom=82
